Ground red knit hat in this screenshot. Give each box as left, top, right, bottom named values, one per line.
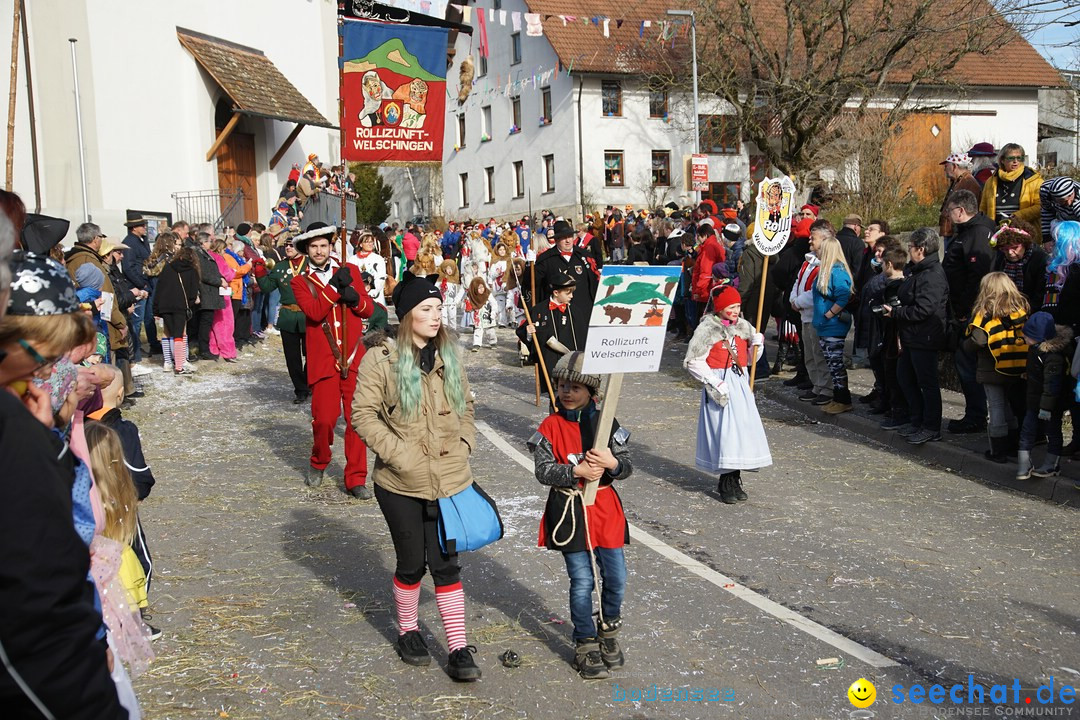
left=711, top=285, right=741, bottom=314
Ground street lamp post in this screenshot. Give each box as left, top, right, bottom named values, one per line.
left=667, top=9, right=700, bottom=205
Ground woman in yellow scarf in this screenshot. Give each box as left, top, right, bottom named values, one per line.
left=979, top=143, right=1043, bottom=241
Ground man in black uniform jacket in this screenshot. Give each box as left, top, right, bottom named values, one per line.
left=533, top=220, right=599, bottom=344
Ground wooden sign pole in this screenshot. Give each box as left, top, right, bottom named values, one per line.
left=337, top=21, right=349, bottom=380
left=748, top=254, right=770, bottom=392
left=583, top=372, right=623, bottom=506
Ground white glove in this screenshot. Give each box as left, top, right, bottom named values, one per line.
left=751, top=332, right=764, bottom=346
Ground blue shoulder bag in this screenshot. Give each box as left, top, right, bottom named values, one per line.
left=437, top=481, right=504, bottom=555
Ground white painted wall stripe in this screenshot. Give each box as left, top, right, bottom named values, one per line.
left=475, top=420, right=900, bottom=669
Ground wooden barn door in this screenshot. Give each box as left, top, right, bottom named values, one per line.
left=888, top=113, right=951, bottom=204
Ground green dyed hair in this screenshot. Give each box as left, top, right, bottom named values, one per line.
left=394, top=322, right=467, bottom=420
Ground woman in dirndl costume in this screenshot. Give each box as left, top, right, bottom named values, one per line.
left=684, top=285, right=773, bottom=503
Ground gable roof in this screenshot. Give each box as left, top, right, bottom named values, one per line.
left=177, top=27, right=335, bottom=128
left=528, top=0, right=1064, bottom=88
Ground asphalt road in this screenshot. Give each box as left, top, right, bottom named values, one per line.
left=128, top=328, right=1080, bottom=719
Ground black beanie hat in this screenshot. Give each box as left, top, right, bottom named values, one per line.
left=392, top=270, right=443, bottom=320
left=236, top=222, right=252, bottom=237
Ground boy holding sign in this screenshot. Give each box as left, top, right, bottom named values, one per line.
left=528, top=352, right=633, bottom=680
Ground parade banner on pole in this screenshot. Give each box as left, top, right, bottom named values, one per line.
left=751, top=175, right=797, bottom=255
left=748, top=174, right=796, bottom=391
left=581, top=265, right=681, bottom=374
left=341, top=20, right=448, bottom=164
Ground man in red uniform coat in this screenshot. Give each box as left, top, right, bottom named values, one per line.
left=291, top=223, right=375, bottom=498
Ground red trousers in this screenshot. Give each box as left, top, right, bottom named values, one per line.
left=309, top=370, right=367, bottom=489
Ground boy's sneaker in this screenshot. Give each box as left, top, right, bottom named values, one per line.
left=907, top=429, right=941, bottom=445
left=394, top=630, right=431, bottom=667
left=597, top=618, right=625, bottom=668
left=880, top=418, right=909, bottom=431
left=174, top=367, right=195, bottom=376
left=573, top=639, right=610, bottom=680
left=897, top=424, right=921, bottom=437
left=447, top=645, right=482, bottom=681
left=140, top=609, right=162, bottom=641
left=130, top=364, right=153, bottom=378
left=162, top=362, right=174, bottom=372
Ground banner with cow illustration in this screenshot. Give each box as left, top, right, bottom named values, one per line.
left=341, top=19, right=448, bottom=164
left=581, top=265, right=680, bottom=374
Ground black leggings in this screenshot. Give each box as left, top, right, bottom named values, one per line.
left=375, top=484, right=460, bottom=586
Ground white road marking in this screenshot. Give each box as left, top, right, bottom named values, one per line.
left=476, top=420, right=900, bottom=669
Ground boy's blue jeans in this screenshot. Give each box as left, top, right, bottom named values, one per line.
left=563, top=547, right=626, bottom=641
left=1020, top=408, right=1064, bottom=454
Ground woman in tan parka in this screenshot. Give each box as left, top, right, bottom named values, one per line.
left=352, top=271, right=482, bottom=682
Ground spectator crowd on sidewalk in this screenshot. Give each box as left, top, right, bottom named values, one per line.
left=5, top=135, right=1080, bottom=714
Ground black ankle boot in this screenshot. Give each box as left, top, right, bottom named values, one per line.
left=717, top=473, right=738, bottom=504
left=984, top=435, right=1008, bottom=464
left=732, top=471, right=748, bottom=501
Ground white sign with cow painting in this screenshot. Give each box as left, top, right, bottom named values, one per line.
left=581, top=265, right=681, bottom=374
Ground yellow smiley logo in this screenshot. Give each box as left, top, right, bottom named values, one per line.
left=848, top=678, right=876, bottom=708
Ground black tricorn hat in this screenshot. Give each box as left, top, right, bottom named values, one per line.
left=21, top=214, right=70, bottom=255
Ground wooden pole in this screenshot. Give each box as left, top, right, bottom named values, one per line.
left=338, top=20, right=348, bottom=380
left=583, top=372, right=623, bottom=506
left=5, top=0, right=21, bottom=190
left=534, top=364, right=541, bottom=406
left=510, top=260, right=558, bottom=407
left=20, top=0, right=39, bottom=211
left=748, top=253, right=770, bottom=391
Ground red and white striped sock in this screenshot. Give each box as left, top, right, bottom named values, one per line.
left=393, top=577, right=420, bottom=635
left=435, top=582, right=467, bottom=651
left=173, top=337, right=186, bottom=371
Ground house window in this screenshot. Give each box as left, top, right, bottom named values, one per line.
left=541, top=88, right=552, bottom=125
left=481, top=106, right=492, bottom=141
left=513, top=161, right=525, bottom=198
left=511, top=33, right=521, bottom=65
left=543, top=154, right=555, bottom=192
left=649, top=89, right=668, bottom=118
left=705, top=182, right=742, bottom=207
left=457, top=114, right=466, bottom=148
left=459, top=173, right=469, bottom=208
left=602, top=81, right=622, bottom=116
left=651, top=150, right=670, bottom=186
left=511, top=96, right=521, bottom=133
left=478, top=53, right=488, bottom=78
left=700, top=115, right=739, bottom=155
left=604, top=151, right=623, bottom=187
left=485, top=167, right=495, bottom=203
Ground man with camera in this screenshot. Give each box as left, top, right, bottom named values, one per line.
left=291, top=222, right=375, bottom=498
left=880, top=228, right=949, bottom=445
